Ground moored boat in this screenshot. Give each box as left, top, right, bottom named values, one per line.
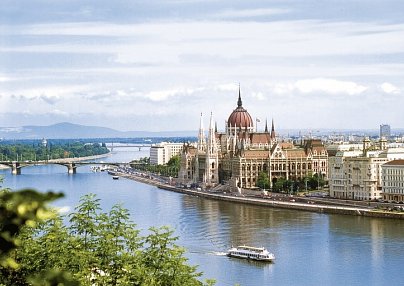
left=227, top=245, right=275, bottom=262
left=112, top=175, right=119, bottom=180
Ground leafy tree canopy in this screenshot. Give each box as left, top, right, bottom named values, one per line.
left=0, top=190, right=215, bottom=286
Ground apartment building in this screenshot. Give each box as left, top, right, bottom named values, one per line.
left=381, top=160, right=404, bottom=203
left=150, top=142, right=184, bottom=165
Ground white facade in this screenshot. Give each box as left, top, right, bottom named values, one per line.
left=150, top=142, right=184, bottom=165
left=381, top=160, right=404, bottom=203
left=329, top=146, right=404, bottom=201
left=329, top=150, right=362, bottom=199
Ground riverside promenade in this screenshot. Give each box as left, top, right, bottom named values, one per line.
left=112, top=170, right=404, bottom=220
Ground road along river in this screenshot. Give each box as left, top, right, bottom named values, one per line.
left=1, top=146, right=404, bottom=286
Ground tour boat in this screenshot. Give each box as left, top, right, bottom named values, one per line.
left=112, top=175, right=119, bottom=180
left=227, top=245, right=275, bottom=262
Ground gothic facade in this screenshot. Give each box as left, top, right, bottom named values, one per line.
left=178, top=89, right=328, bottom=190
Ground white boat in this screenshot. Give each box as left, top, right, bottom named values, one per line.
left=112, top=175, right=119, bottom=180
left=227, top=245, right=275, bottom=262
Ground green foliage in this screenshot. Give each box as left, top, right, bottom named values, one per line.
left=0, top=189, right=63, bottom=269
left=0, top=191, right=215, bottom=286
left=0, top=142, right=109, bottom=161
left=256, top=172, right=270, bottom=189
left=167, top=155, right=180, bottom=168
left=131, top=155, right=179, bottom=178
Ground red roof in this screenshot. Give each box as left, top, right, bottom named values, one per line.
left=227, top=92, right=254, bottom=128
left=383, top=160, right=404, bottom=166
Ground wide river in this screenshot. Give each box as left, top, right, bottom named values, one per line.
left=1, top=147, right=404, bottom=286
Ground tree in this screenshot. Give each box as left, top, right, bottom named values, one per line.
left=167, top=155, right=180, bottom=168
left=1, top=191, right=215, bottom=286
left=305, top=173, right=326, bottom=190
left=256, top=172, right=270, bottom=190
left=0, top=189, right=78, bottom=286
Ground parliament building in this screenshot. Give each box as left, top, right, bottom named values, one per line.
left=178, top=89, right=328, bottom=190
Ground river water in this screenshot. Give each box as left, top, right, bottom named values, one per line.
left=1, top=147, right=404, bottom=286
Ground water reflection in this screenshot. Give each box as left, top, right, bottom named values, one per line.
left=1, top=147, right=404, bottom=286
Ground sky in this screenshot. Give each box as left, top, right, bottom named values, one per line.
left=1, top=0, right=404, bottom=132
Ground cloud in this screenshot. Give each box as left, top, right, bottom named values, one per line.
left=380, top=82, right=400, bottom=94
left=0, top=76, right=11, bottom=82
left=213, top=8, right=289, bottom=19
left=294, top=78, right=368, bottom=95
left=265, top=78, right=368, bottom=96
left=49, top=109, right=69, bottom=116
left=55, top=206, right=71, bottom=214
left=251, top=91, right=265, bottom=100
left=213, top=83, right=238, bottom=92
left=39, top=95, right=60, bottom=105
left=143, top=87, right=203, bottom=101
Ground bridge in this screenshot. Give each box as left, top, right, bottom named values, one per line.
left=0, top=161, right=131, bottom=175
left=105, top=143, right=151, bottom=151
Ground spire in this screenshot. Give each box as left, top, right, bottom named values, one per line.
left=237, top=84, right=242, bottom=107
left=197, top=112, right=206, bottom=151
left=265, top=119, right=268, bottom=133
left=215, top=121, right=217, bottom=133
left=207, top=112, right=217, bottom=155
left=270, top=118, right=276, bottom=139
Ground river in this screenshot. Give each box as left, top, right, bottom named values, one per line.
left=1, top=147, right=404, bottom=286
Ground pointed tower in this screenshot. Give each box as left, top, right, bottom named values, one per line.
left=205, top=112, right=219, bottom=186
left=265, top=119, right=268, bottom=133
left=197, top=112, right=206, bottom=152
left=237, top=85, right=243, bottom=108
left=270, top=119, right=276, bottom=140
left=207, top=112, right=218, bottom=156
left=227, top=85, right=254, bottom=135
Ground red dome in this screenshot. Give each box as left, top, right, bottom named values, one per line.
left=227, top=92, right=254, bottom=128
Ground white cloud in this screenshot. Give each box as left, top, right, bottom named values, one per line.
left=55, top=206, right=71, bottom=214
left=380, top=82, right=400, bottom=94
left=213, top=8, right=289, bottom=19
left=0, top=76, right=11, bottom=82
left=294, top=78, right=368, bottom=95
left=214, top=83, right=238, bottom=92
left=3, top=5, right=404, bottom=129
left=49, top=109, right=70, bottom=116
left=251, top=91, right=265, bottom=100
left=268, top=83, right=295, bottom=94
left=143, top=87, right=203, bottom=101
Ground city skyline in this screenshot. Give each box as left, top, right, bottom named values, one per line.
left=1, top=1, right=404, bottom=131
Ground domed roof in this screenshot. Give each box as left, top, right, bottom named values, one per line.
left=227, top=90, right=254, bottom=128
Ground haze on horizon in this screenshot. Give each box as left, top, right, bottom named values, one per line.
left=1, top=1, right=404, bottom=132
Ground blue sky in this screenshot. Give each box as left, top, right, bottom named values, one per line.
left=1, top=1, right=404, bottom=132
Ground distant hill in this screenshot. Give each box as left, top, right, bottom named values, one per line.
left=0, top=122, right=196, bottom=139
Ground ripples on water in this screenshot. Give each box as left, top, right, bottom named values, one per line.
left=2, top=147, right=404, bottom=286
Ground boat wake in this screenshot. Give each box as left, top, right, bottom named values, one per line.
left=212, top=251, right=228, bottom=256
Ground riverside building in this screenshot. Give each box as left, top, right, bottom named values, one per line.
left=150, top=142, right=183, bottom=165
left=381, top=160, right=404, bottom=203
left=178, top=89, right=328, bottom=190
left=329, top=137, right=404, bottom=200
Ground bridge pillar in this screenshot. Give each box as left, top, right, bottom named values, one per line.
left=67, top=163, right=76, bottom=174
left=11, top=162, right=21, bottom=175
